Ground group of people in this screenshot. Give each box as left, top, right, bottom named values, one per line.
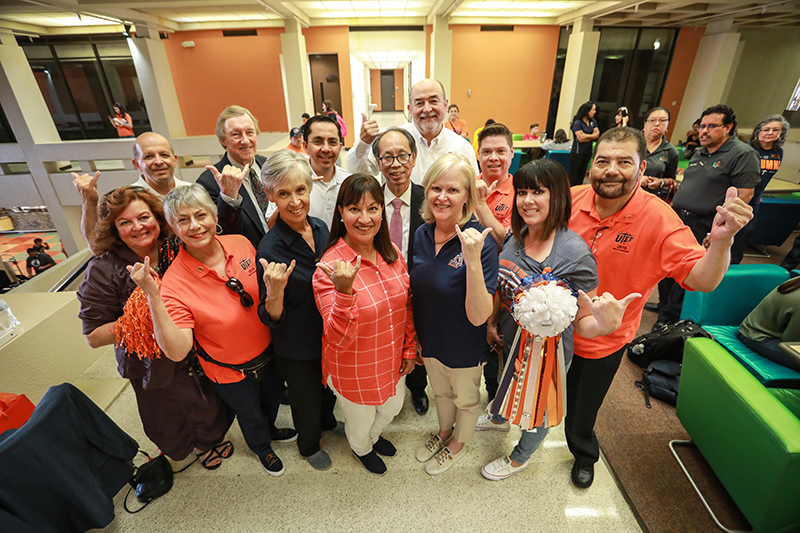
left=73, top=77, right=758, bottom=489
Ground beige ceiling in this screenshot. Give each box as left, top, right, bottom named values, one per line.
left=1, top=0, right=799, bottom=35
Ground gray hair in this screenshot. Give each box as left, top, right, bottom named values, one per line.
left=750, top=114, right=791, bottom=149
left=261, top=149, right=313, bottom=196
left=163, top=183, right=218, bottom=227
left=371, top=127, right=418, bottom=159
left=215, top=105, right=260, bottom=143
left=420, top=153, right=476, bottom=226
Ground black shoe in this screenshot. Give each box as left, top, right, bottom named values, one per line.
left=373, top=436, right=396, bottom=457
left=412, top=394, right=429, bottom=415
left=261, top=451, right=285, bottom=477
left=353, top=450, right=386, bottom=476
left=644, top=302, right=658, bottom=313
left=571, top=461, right=594, bottom=488
left=271, top=427, right=298, bottom=443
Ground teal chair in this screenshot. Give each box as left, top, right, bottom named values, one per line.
left=509, top=150, right=522, bottom=176
left=544, top=150, right=571, bottom=174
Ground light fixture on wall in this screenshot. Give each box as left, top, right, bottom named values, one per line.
left=653, top=39, right=661, bottom=50
left=122, top=24, right=131, bottom=38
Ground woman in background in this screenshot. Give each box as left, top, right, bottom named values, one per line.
left=613, top=107, right=630, bottom=128
left=322, top=99, right=348, bottom=139
left=739, top=277, right=800, bottom=372
left=109, top=103, right=134, bottom=138
left=639, top=107, right=679, bottom=202
left=540, top=129, right=571, bottom=153
left=569, top=101, right=599, bottom=187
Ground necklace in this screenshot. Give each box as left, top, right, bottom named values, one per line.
left=435, top=231, right=457, bottom=245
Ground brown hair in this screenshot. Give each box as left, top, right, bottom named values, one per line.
left=478, top=123, right=513, bottom=150
left=510, top=159, right=571, bottom=244
left=94, top=186, right=170, bottom=255
left=324, top=174, right=398, bottom=264
left=214, top=105, right=260, bottom=143
left=778, top=277, right=800, bottom=294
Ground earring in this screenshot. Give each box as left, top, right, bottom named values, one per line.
left=216, top=224, right=223, bottom=235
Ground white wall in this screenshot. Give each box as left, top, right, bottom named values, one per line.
left=350, top=54, right=369, bottom=138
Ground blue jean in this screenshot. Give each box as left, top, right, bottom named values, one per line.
left=739, top=332, right=800, bottom=373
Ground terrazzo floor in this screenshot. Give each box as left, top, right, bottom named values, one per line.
left=83, top=350, right=643, bottom=533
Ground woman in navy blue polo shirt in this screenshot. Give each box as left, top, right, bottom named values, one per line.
left=411, top=153, right=499, bottom=475
left=568, top=101, right=599, bottom=187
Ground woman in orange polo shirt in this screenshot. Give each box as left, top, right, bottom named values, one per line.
left=129, top=182, right=297, bottom=477
left=109, top=103, right=134, bottom=138
left=312, top=175, right=416, bottom=476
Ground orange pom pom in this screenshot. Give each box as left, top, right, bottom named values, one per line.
left=115, top=280, right=162, bottom=360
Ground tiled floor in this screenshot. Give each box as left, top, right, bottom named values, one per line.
left=0, top=231, right=66, bottom=278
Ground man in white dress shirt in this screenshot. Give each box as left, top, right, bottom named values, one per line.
left=346, top=78, right=478, bottom=184
left=373, top=127, right=429, bottom=415
left=304, top=114, right=352, bottom=229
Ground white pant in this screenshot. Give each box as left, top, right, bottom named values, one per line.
left=327, top=376, right=406, bottom=456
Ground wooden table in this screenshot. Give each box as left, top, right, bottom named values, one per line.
left=513, top=140, right=541, bottom=149
left=765, top=178, right=800, bottom=194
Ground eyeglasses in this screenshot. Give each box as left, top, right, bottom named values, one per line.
left=645, top=118, right=669, bottom=125
left=378, top=153, right=412, bottom=166
left=589, top=225, right=609, bottom=252
left=309, top=138, right=341, bottom=147
left=225, top=277, right=254, bottom=308
left=697, top=124, right=724, bottom=131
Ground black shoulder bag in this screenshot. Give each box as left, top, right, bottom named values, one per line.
left=194, top=342, right=274, bottom=380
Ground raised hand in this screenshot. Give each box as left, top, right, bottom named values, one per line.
left=709, top=187, right=754, bottom=244
left=359, top=112, right=381, bottom=145
left=578, top=289, right=641, bottom=335
left=456, top=225, right=492, bottom=266
left=260, top=258, right=296, bottom=300
left=72, top=171, right=101, bottom=205
left=127, top=256, right=160, bottom=298
left=206, top=163, right=249, bottom=199
left=317, top=256, right=361, bottom=295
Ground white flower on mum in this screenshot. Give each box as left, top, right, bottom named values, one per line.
left=512, top=281, right=578, bottom=338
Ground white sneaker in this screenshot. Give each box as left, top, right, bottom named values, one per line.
left=475, top=414, right=510, bottom=432
left=481, top=456, right=529, bottom=481
left=424, top=445, right=466, bottom=475
left=415, top=433, right=448, bottom=462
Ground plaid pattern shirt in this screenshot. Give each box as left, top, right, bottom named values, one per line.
left=313, top=238, right=416, bottom=405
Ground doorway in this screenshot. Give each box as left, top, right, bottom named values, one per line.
left=380, top=70, right=395, bottom=112
left=309, top=54, right=342, bottom=115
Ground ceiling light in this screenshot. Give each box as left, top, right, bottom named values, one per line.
left=653, top=39, right=661, bottom=50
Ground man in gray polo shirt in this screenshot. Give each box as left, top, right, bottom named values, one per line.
left=656, top=104, right=760, bottom=326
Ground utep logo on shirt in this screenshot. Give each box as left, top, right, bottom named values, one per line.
left=494, top=203, right=511, bottom=215
left=239, top=258, right=257, bottom=276
left=611, top=232, right=634, bottom=253
left=448, top=252, right=464, bottom=269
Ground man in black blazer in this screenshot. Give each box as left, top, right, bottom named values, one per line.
left=197, top=105, right=271, bottom=249
left=374, top=127, right=428, bottom=414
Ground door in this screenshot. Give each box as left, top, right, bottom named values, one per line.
left=309, top=54, right=342, bottom=115
left=380, top=70, right=395, bottom=112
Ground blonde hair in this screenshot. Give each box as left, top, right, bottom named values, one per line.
left=420, top=153, right=476, bottom=226
left=215, top=105, right=260, bottom=143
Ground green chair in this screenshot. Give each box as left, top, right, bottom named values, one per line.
left=512, top=133, right=524, bottom=141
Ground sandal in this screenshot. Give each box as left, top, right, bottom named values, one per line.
left=197, top=448, right=223, bottom=470
left=213, top=440, right=234, bottom=459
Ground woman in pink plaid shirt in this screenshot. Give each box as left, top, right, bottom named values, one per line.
left=313, top=174, right=416, bottom=476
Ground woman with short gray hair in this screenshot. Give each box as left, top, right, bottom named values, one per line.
left=256, top=149, right=344, bottom=471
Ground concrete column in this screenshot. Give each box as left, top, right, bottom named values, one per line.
left=430, top=15, right=452, bottom=99
left=129, top=25, right=186, bottom=138
left=674, top=18, right=741, bottom=142
left=281, top=19, right=313, bottom=129
left=555, top=18, right=600, bottom=135
left=0, top=31, right=83, bottom=254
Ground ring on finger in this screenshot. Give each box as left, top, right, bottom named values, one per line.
left=591, top=296, right=600, bottom=302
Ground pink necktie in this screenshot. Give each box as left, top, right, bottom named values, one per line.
left=389, top=197, right=403, bottom=249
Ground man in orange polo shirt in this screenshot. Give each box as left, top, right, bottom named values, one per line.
left=475, top=123, right=515, bottom=248
left=566, top=127, right=753, bottom=489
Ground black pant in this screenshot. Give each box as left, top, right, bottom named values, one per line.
left=275, top=356, right=337, bottom=457
left=781, top=233, right=800, bottom=270
left=405, top=363, right=428, bottom=398
left=569, top=152, right=592, bottom=187
left=657, top=211, right=714, bottom=324
left=564, top=347, right=625, bottom=467
left=212, top=362, right=283, bottom=460
left=483, top=350, right=500, bottom=401
left=730, top=200, right=761, bottom=265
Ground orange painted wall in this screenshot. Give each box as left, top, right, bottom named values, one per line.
left=660, top=26, right=706, bottom=143
left=394, top=69, right=403, bottom=111
left=370, top=69, right=382, bottom=111
left=425, top=26, right=432, bottom=78
left=303, top=26, right=354, bottom=147
left=450, top=25, right=560, bottom=136
left=162, top=28, right=287, bottom=137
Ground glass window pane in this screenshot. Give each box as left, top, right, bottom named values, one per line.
left=29, top=61, right=84, bottom=140
left=95, top=42, right=132, bottom=58
left=0, top=104, right=15, bottom=143
left=22, top=46, right=52, bottom=59
left=102, top=59, right=146, bottom=126
left=53, top=44, right=94, bottom=59
left=60, top=60, right=113, bottom=138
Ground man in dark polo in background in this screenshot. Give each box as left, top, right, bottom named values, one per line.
left=372, top=127, right=428, bottom=415
left=655, top=104, right=759, bottom=327
left=197, top=105, right=270, bottom=249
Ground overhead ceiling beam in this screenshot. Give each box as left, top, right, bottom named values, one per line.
left=426, top=0, right=464, bottom=25
left=16, top=0, right=180, bottom=31
left=258, top=0, right=310, bottom=27
left=555, top=1, right=629, bottom=25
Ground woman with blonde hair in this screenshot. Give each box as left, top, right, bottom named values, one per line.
left=410, top=153, right=499, bottom=475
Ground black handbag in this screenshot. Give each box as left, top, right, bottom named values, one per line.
left=626, top=319, right=713, bottom=368
left=124, top=451, right=174, bottom=513
left=195, top=342, right=274, bottom=380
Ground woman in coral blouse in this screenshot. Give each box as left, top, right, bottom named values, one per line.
left=312, top=174, right=416, bottom=476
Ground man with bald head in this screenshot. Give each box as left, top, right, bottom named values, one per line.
left=73, top=131, right=191, bottom=254
left=346, top=78, right=478, bottom=184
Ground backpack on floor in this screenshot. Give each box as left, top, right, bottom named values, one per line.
left=635, top=360, right=682, bottom=408
left=626, top=319, right=713, bottom=368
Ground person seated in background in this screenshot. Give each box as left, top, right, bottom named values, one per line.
left=285, top=127, right=307, bottom=155
left=444, top=104, right=469, bottom=139
left=540, top=129, right=571, bottom=153
left=683, top=119, right=700, bottom=158
left=613, top=107, right=630, bottom=128
left=739, top=277, right=800, bottom=373
left=31, top=238, right=49, bottom=253
left=25, top=248, right=55, bottom=277
left=522, top=124, right=541, bottom=141
left=302, top=113, right=310, bottom=124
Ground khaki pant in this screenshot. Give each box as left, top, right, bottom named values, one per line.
left=327, top=376, right=406, bottom=456
left=424, top=357, right=483, bottom=445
